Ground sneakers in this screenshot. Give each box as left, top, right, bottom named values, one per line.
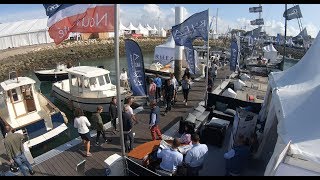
left=185, top=102, right=188, bottom=106
left=105, top=139, right=112, bottom=143
left=95, top=142, right=100, bottom=146
left=29, top=170, right=35, bottom=175
left=182, top=99, right=185, bottom=102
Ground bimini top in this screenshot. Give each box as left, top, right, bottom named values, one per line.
left=0, top=77, right=36, bottom=91
left=66, top=66, right=110, bottom=78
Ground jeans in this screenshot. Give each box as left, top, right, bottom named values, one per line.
left=124, top=130, right=134, bottom=152
left=96, top=130, right=107, bottom=142
left=155, top=87, right=162, bottom=100
left=182, top=89, right=190, bottom=102
left=13, top=153, right=33, bottom=176
left=165, top=98, right=172, bottom=112
left=111, top=118, right=117, bottom=131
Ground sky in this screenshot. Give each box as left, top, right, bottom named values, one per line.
left=0, top=4, right=319, bottom=38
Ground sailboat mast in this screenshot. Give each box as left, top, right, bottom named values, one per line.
left=216, top=8, right=218, bottom=35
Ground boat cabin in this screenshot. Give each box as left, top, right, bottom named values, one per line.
left=0, top=76, right=41, bottom=129
left=66, top=66, right=117, bottom=98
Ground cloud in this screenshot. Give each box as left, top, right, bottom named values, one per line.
left=0, top=9, right=46, bottom=23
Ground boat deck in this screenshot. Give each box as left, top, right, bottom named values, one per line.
left=0, top=67, right=270, bottom=176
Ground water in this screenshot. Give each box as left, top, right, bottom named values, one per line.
left=284, top=57, right=299, bottom=70
left=25, top=52, right=155, bottom=157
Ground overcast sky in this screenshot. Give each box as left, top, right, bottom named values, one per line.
left=0, top=4, right=319, bottom=38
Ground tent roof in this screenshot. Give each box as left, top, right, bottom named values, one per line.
left=152, top=25, right=158, bottom=31
left=263, top=44, right=278, bottom=53
left=0, top=18, right=48, bottom=38
left=127, top=22, right=138, bottom=31
left=120, top=22, right=129, bottom=31
left=137, top=23, right=147, bottom=31
left=156, top=35, right=175, bottom=48
left=145, top=24, right=153, bottom=31
left=269, top=31, right=320, bottom=165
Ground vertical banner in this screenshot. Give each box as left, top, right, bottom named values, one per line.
left=125, top=39, right=146, bottom=96
left=230, top=36, right=240, bottom=71
left=184, top=44, right=196, bottom=74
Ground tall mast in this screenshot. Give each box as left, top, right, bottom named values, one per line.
left=216, top=8, right=218, bottom=35
left=281, top=4, right=288, bottom=71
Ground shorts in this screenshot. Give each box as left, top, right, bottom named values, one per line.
left=79, top=132, right=91, bottom=141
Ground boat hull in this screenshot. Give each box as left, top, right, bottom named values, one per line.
left=52, top=85, right=127, bottom=112
left=34, top=72, right=69, bottom=82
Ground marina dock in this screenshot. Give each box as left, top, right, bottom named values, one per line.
left=1, top=68, right=236, bottom=176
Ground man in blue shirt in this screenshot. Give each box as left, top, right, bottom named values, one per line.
left=154, top=74, right=162, bottom=102
left=157, top=138, right=183, bottom=174
left=184, top=133, right=208, bottom=176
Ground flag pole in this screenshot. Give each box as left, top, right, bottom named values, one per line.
left=205, top=8, right=210, bottom=107
left=114, top=3, right=126, bottom=162
left=281, top=4, right=287, bottom=71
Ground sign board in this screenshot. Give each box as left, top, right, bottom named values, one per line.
left=250, top=18, right=264, bottom=25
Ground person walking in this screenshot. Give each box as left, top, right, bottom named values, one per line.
left=148, top=78, right=156, bottom=104
left=74, top=108, right=92, bottom=157
left=123, top=104, right=134, bottom=153
left=149, top=100, right=162, bottom=141
left=91, top=106, right=111, bottom=145
left=3, top=125, right=35, bottom=176
left=170, top=73, right=179, bottom=104
left=109, top=96, right=118, bottom=133
left=163, top=79, right=174, bottom=116
left=181, top=75, right=191, bottom=106
left=184, top=134, right=208, bottom=176
left=124, top=96, right=138, bottom=124
left=154, top=74, right=162, bottom=102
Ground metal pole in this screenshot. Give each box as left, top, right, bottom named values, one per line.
left=174, top=6, right=184, bottom=81
left=205, top=9, right=210, bottom=107
left=114, top=3, right=126, bottom=161
left=281, top=4, right=287, bottom=71
left=216, top=8, right=218, bottom=35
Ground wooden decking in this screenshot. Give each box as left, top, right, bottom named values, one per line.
left=0, top=68, right=233, bottom=176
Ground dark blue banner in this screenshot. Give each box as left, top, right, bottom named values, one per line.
left=172, top=9, right=209, bottom=46
left=171, top=9, right=208, bottom=75
left=184, top=44, right=196, bottom=74
left=230, top=36, right=240, bottom=71
left=125, top=39, right=147, bottom=96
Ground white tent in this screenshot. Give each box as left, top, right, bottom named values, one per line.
left=145, top=24, right=153, bottom=35
left=262, top=44, right=278, bottom=63
left=257, top=31, right=320, bottom=176
left=151, top=25, right=158, bottom=35
left=119, top=22, right=129, bottom=36
left=159, top=27, right=167, bottom=37
left=154, top=35, right=176, bottom=65
left=137, top=23, right=149, bottom=37
left=0, top=18, right=53, bottom=50
left=127, top=22, right=138, bottom=30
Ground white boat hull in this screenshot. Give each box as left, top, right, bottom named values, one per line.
left=52, top=82, right=127, bottom=112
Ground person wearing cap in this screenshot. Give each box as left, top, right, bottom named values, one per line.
left=120, top=68, right=130, bottom=91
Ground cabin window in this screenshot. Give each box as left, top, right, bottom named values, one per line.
left=71, top=74, right=80, bottom=87
left=10, top=89, right=20, bottom=102
left=105, top=75, right=111, bottom=84
left=90, top=77, right=97, bottom=87
left=83, top=78, right=90, bottom=89
left=98, top=76, right=105, bottom=86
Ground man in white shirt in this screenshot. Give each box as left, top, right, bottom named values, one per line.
left=184, top=134, right=208, bottom=176
left=120, top=68, right=130, bottom=91
left=125, top=97, right=138, bottom=124
left=170, top=73, right=179, bottom=104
